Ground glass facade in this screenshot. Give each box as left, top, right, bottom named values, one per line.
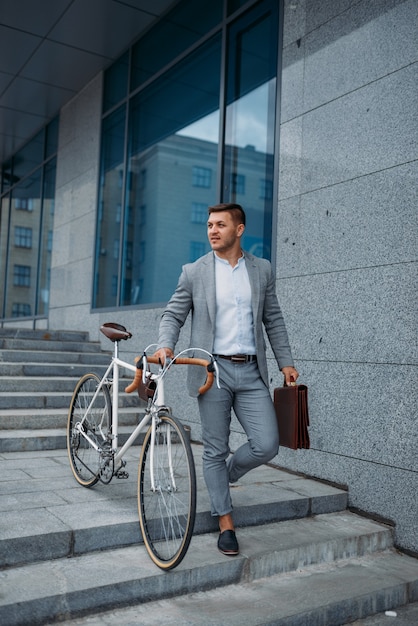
left=95, top=0, right=281, bottom=307
left=0, top=120, right=57, bottom=320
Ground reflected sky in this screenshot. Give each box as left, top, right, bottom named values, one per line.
left=178, top=81, right=274, bottom=154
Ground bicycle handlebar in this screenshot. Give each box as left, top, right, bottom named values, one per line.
left=125, top=355, right=214, bottom=395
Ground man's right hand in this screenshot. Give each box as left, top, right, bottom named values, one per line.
left=153, top=347, right=175, bottom=364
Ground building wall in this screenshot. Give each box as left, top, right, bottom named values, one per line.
left=276, top=0, right=417, bottom=553
left=47, top=0, right=417, bottom=553
left=49, top=75, right=103, bottom=340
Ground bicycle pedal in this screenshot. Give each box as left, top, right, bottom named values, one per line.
left=116, top=470, right=129, bottom=479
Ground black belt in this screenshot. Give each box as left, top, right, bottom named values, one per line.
left=216, top=354, right=257, bottom=363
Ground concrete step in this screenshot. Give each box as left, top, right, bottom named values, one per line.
left=0, top=407, right=143, bottom=453
left=0, top=375, right=83, bottom=393
left=0, top=410, right=145, bottom=449
left=0, top=328, right=90, bottom=342
left=0, top=336, right=102, bottom=353
left=0, top=362, right=115, bottom=378
left=46, top=549, right=418, bottom=626
left=1, top=520, right=417, bottom=626
left=0, top=375, right=136, bottom=394
left=0, top=348, right=112, bottom=364
left=0, top=326, right=143, bottom=455
left=0, top=426, right=145, bottom=453
left=0, top=361, right=136, bottom=379
left=0, top=390, right=141, bottom=410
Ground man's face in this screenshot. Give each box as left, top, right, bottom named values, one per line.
left=207, top=211, right=244, bottom=254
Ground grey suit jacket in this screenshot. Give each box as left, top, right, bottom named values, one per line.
left=158, top=251, right=294, bottom=397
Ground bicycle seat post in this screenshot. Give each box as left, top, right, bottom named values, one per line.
left=113, top=338, right=120, bottom=360
left=112, top=339, right=120, bottom=452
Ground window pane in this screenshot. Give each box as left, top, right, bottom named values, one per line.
left=123, top=34, right=221, bottom=305
left=1, top=160, right=13, bottom=193
left=13, top=130, right=45, bottom=181
left=223, top=0, right=278, bottom=259
left=191, top=202, right=208, bottom=224
left=4, top=171, right=41, bottom=318
left=14, top=226, right=33, bottom=248
left=131, top=0, right=223, bottom=90
left=103, top=51, right=129, bottom=113
left=45, top=117, right=59, bottom=159
left=192, top=166, right=212, bottom=188
left=37, top=159, right=56, bottom=316
left=0, top=195, right=10, bottom=315
left=227, top=0, right=249, bottom=15
left=93, top=106, right=126, bottom=308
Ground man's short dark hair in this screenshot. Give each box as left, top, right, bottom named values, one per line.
left=208, top=203, right=246, bottom=226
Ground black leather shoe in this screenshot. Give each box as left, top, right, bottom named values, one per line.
left=218, top=529, right=239, bottom=556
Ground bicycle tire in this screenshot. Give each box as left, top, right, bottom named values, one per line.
left=67, top=373, right=112, bottom=487
left=138, top=413, right=196, bottom=570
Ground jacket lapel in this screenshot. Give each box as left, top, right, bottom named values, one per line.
left=201, top=252, right=216, bottom=327
left=244, top=253, right=260, bottom=321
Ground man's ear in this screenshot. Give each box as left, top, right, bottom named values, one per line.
left=237, top=223, right=245, bottom=237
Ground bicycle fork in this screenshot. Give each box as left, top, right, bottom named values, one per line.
left=149, top=411, right=178, bottom=493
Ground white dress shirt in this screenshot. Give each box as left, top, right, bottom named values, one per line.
left=212, top=252, right=256, bottom=355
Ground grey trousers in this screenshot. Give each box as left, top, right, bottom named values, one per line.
left=197, top=358, right=279, bottom=517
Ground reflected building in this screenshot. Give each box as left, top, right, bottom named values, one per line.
left=97, top=134, right=273, bottom=306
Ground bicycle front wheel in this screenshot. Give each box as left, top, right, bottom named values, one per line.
left=67, top=373, right=112, bottom=487
left=138, top=413, right=196, bottom=570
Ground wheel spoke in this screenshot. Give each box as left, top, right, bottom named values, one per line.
left=67, top=373, right=112, bottom=487
left=138, top=415, right=196, bottom=569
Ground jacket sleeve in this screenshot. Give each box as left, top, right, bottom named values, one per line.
left=262, top=265, right=294, bottom=370
left=157, top=265, right=193, bottom=351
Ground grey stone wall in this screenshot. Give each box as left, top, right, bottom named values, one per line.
left=277, top=0, right=417, bottom=553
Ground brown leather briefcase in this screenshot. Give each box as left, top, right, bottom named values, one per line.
left=273, top=383, right=310, bottom=450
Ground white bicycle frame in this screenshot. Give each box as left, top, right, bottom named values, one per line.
left=74, top=336, right=216, bottom=490
left=74, top=339, right=166, bottom=489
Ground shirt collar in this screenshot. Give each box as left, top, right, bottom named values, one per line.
left=213, top=251, right=244, bottom=267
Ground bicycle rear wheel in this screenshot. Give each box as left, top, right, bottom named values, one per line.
left=67, top=373, right=112, bottom=487
left=138, top=413, right=196, bottom=570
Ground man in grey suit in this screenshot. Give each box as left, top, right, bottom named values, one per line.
left=155, top=203, right=298, bottom=556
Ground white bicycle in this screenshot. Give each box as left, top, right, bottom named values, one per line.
left=66, top=322, right=215, bottom=570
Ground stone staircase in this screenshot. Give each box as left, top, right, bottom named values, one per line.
left=0, top=326, right=141, bottom=452
left=1, top=327, right=417, bottom=625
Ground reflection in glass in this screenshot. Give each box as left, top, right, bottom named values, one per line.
left=0, top=195, right=10, bottom=315
left=37, top=159, right=56, bottom=316
left=227, top=0, right=248, bottom=15
left=4, top=172, right=41, bottom=318
left=131, top=0, right=222, bottom=91
left=103, top=52, right=129, bottom=113
left=13, top=130, right=45, bottom=182
left=94, top=106, right=126, bottom=308
left=223, top=3, right=278, bottom=259
left=94, top=0, right=280, bottom=309
left=121, top=35, right=221, bottom=305
left=45, top=117, right=59, bottom=160
left=0, top=120, right=58, bottom=320
left=1, top=160, right=13, bottom=193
